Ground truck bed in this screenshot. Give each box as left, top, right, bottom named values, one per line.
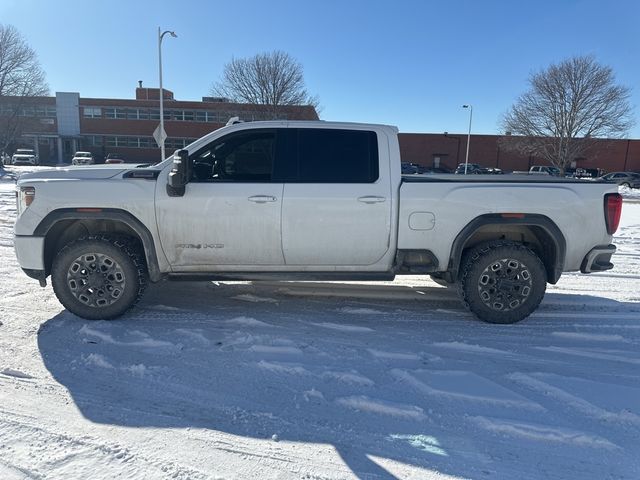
left=401, top=173, right=608, bottom=184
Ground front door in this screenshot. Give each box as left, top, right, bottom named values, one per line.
left=155, top=129, right=285, bottom=269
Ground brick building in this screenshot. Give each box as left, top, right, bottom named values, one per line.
left=399, top=132, right=640, bottom=173
left=1, top=86, right=319, bottom=164
left=1, top=87, right=639, bottom=172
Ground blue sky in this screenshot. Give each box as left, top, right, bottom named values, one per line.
left=1, top=0, right=639, bottom=136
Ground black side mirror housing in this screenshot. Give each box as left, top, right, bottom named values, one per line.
left=167, top=149, right=191, bottom=197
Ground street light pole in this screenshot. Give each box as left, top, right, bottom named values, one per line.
left=158, top=27, right=177, bottom=162
left=462, top=104, right=473, bottom=174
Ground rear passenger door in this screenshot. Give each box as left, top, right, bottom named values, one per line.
left=280, top=128, right=392, bottom=266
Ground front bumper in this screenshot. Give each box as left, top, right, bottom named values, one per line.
left=14, top=235, right=46, bottom=270
left=580, top=244, right=616, bottom=273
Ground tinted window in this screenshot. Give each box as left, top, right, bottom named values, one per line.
left=191, top=130, right=276, bottom=183
left=296, top=129, right=379, bottom=183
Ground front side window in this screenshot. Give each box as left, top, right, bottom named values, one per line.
left=191, top=130, right=276, bottom=183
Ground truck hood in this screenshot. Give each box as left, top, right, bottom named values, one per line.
left=17, top=166, right=129, bottom=183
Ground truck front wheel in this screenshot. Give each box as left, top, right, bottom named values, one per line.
left=458, top=241, right=547, bottom=324
left=51, top=235, right=147, bottom=320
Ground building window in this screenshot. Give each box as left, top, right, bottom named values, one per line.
left=85, top=135, right=103, bottom=146
left=83, top=107, right=102, bottom=118
left=104, top=108, right=126, bottom=119
left=138, top=137, right=152, bottom=148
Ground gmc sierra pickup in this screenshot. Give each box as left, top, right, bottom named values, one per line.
left=14, top=121, right=622, bottom=323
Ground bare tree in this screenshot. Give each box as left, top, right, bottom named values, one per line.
left=0, top=24, right=49, bottom=152
left=211, top=50, right=319, bottom=117
left=500, top=55, right=634, bottom=171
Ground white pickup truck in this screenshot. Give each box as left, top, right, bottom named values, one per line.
left=14, top=121, right=622, bottom=324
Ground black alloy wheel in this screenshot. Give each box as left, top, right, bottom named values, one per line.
left=458, top=241, right=547, bottom=324
left=51, top=235, right=147, bottom=320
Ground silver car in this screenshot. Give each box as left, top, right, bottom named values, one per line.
left=71, top=151, right=95, bottom=165
left=11, top=149, right=39, bottom=166
left=600, top=172, right=640, bottom=188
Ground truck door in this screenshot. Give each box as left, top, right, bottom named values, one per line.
left=280, top=128, right=392, bottom=266
left=155, top=129, right=285, bottom=268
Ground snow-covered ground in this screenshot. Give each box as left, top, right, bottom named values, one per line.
left=1, top=167, right=639, bottom=479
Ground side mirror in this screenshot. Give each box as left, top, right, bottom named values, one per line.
left=167, top=149, right=191, bottom=197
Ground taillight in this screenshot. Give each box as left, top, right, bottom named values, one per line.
left=604, top=193, right=622, bottom=235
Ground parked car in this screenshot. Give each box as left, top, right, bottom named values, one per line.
left=599, top=171, right=640, bottom=188
left=422, top=167, right=452, bottom=174
left=72, top=151, right=95, bottom=165
left=11, top=149, right=39, bottom=166
left=15, top=120, right=621, bottom=325
left=454, top=163, right=500, bottom=174
left=401, top=162, right=419, bottom=174
left=105, top=153, right=125, bottom=164
left=529, top=165, right=561, bottom=176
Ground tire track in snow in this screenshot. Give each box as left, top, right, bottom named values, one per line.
left=471, top=416, right=618, bottom=450
left=508, top=372, right=640, bottom=427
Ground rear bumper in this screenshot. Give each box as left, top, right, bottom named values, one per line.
left=580, top=244, right=616, bottom=273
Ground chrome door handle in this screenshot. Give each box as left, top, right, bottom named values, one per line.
left=358, top=196, right=386, bottom=204
left=248, top=195, right=277, bottom=203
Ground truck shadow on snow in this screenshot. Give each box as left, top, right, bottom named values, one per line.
left=37, top=281, right=640, bottom=479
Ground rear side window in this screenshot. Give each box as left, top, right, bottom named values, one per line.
left=296, top=129, right=379, bottom=183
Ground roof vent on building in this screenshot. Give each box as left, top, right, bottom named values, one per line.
left=226, top=117, right=244, bottom=126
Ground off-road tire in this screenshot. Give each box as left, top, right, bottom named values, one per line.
left=51, top=235, right=147, bottom=320
left=458, top=241, right=547, bottom=324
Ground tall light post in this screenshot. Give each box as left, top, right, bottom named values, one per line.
left=462, top=104, right=473, bottom=174
left=158, top=27, right=177, bottom=161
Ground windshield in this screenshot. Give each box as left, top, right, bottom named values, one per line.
left=16, top=149, right=35, bottom=154
left=76, top=152, right=91, bottom=157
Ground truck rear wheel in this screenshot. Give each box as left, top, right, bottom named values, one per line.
left=51, top=235, right=147, bottom=320
left=458, top=241, right=546, bottom=324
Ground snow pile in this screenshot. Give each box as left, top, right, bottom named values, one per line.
left=619, top=184, right=640, bottom=200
